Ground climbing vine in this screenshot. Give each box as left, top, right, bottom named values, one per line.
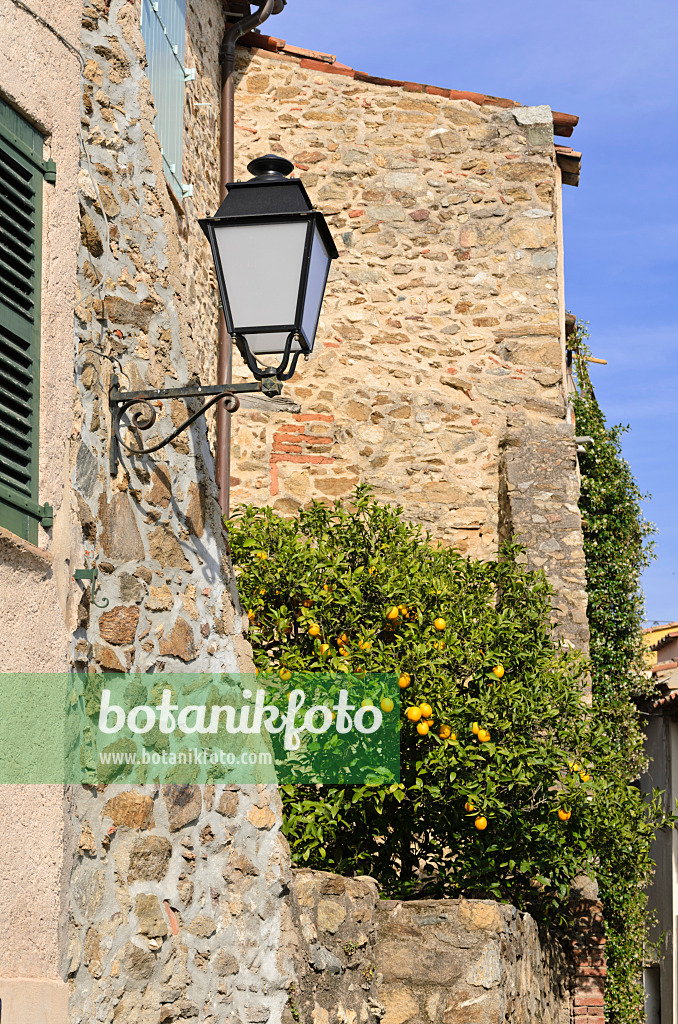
left=571, top=322, right=660, bottom=1024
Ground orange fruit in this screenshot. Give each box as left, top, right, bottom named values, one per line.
left=339, top=647, right=349, bottom=656
left=449, top=732, right=457, bottom=742
left=472, top=722, right=480, bottom=735
left=380, top=698, right=394, bottom=713
left=247, top=610, right=255, bottom=622
left=406, top=707, right=422, bottom=723
left=279, top=668, right=292, bottom=681
left=417, top=721, right=429, bottom=736
left=434, top=617, right=446, bottom=631
left=308, top=624, right=321, bottom=637
left=386, top=607, right=400, bottom=621
left=368, top=566, right=377, bottom=575
left=438, top=725, right=451, bottom=739
left=477, top=729, right=491, bottom=743
left=464, top=801, right=475, bottom=812
left=492, top=665, right=504, bottom=679
left=474, top=816, right=488, bottom=831
left=558, top=808, right=572, bottom=822
left=399, top=674, right=411, bottom=689
left=256, top=551, right=268, bottom=561
left=319, top=644, right=330, bottom=655
left=359, top=640, right=372, bottom=651
left=361, top=698, right=373, bottom=708
left=419, top=703, right=433, bottom=719
left=580, top=772, right=590, bottom=783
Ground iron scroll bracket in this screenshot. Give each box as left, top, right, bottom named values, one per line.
left=73, top=564, right=109, bottom=609
left=108, top=376, right=283, bottom=476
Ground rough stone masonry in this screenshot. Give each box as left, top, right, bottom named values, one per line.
left=70, top=1, right=296, bottom=1021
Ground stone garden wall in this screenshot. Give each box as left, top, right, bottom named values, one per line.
left=284, top=869, right=575, bottom=1024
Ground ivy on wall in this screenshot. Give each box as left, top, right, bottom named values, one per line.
left=571, top=323, right=661, bottom=1024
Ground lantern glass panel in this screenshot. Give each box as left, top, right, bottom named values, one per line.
left=301, top=224, right=331, bottom=348
left=214, top=219, right=308, bottom=337
left=245, top=330, right=302, bottom=356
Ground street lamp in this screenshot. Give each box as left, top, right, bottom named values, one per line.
left=107, top=155, right=337, bottom=476
left=200, top=154, right=338, bottom=381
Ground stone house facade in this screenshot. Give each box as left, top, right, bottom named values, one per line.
left=0, top=1, right=598, bottom=1023
left=193, top=23, right=589, bottom=649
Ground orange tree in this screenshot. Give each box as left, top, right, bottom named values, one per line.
left=228, top=487, right=664, bottom=920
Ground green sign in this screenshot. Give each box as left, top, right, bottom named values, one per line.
left=0, top=673, right=400, bottom=785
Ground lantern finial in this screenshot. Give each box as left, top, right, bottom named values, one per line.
left=247, top=154, right=294, bottom=179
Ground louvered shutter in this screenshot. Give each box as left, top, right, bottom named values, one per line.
left=0, top=97, right=53, bottom=545
left=140, top=0, right=188, bottom=201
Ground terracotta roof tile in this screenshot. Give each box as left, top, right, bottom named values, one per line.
left=299, top=57, right=355, bottom=77
left=283, top=43, right=336, bottom=63
left=555, top=146, right=582, bottom=187
left=651, top=659, right=678, bottom=675
left=239, top=31, right=286, bottom=51
left=654, top=630, right=678, bottom=650
left=644, top=621, right=678, bottom=634
left=238, top=31, right=578, bottom=130
left=354, top=70, right=413, bottom=88
left=552, top=111, right=579, bottom=137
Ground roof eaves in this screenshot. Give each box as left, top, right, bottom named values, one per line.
left=238, top=31, right=579, bottom=132
left=651, top=659, right=678, bottom=675
left=555, top=145, right=582, bottom=187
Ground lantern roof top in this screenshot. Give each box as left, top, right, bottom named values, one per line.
left=213, top=153, right=314, bottom=219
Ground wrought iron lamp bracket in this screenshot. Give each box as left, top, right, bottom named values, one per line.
left=234, top=330, right=304, bottom=383
left=108, top=374, right=283, bottom=476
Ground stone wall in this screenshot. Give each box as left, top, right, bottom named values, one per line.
left=64, top=2, right=294, bottom=1021
left=66, top=783, right=295, bottom=1024
left=498, top=419, right=589, bottom=649
left=284, top=869, right=573, bottom=1024
left=174, top=35, right=588, bottom=647
left=74, top=0, right=251, bottom=716
left=215, top=46, right=567, bottom=558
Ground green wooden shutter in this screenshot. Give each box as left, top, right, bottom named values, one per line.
left=0, top=97, right=54, bottom=545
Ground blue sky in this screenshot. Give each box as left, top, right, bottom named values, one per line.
left=272, top=0, right=678, bottom=623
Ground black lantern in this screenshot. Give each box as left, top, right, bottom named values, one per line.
left=106, top=154, right=338, bottom=476
left=199, top=155, right=338, bottom=381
